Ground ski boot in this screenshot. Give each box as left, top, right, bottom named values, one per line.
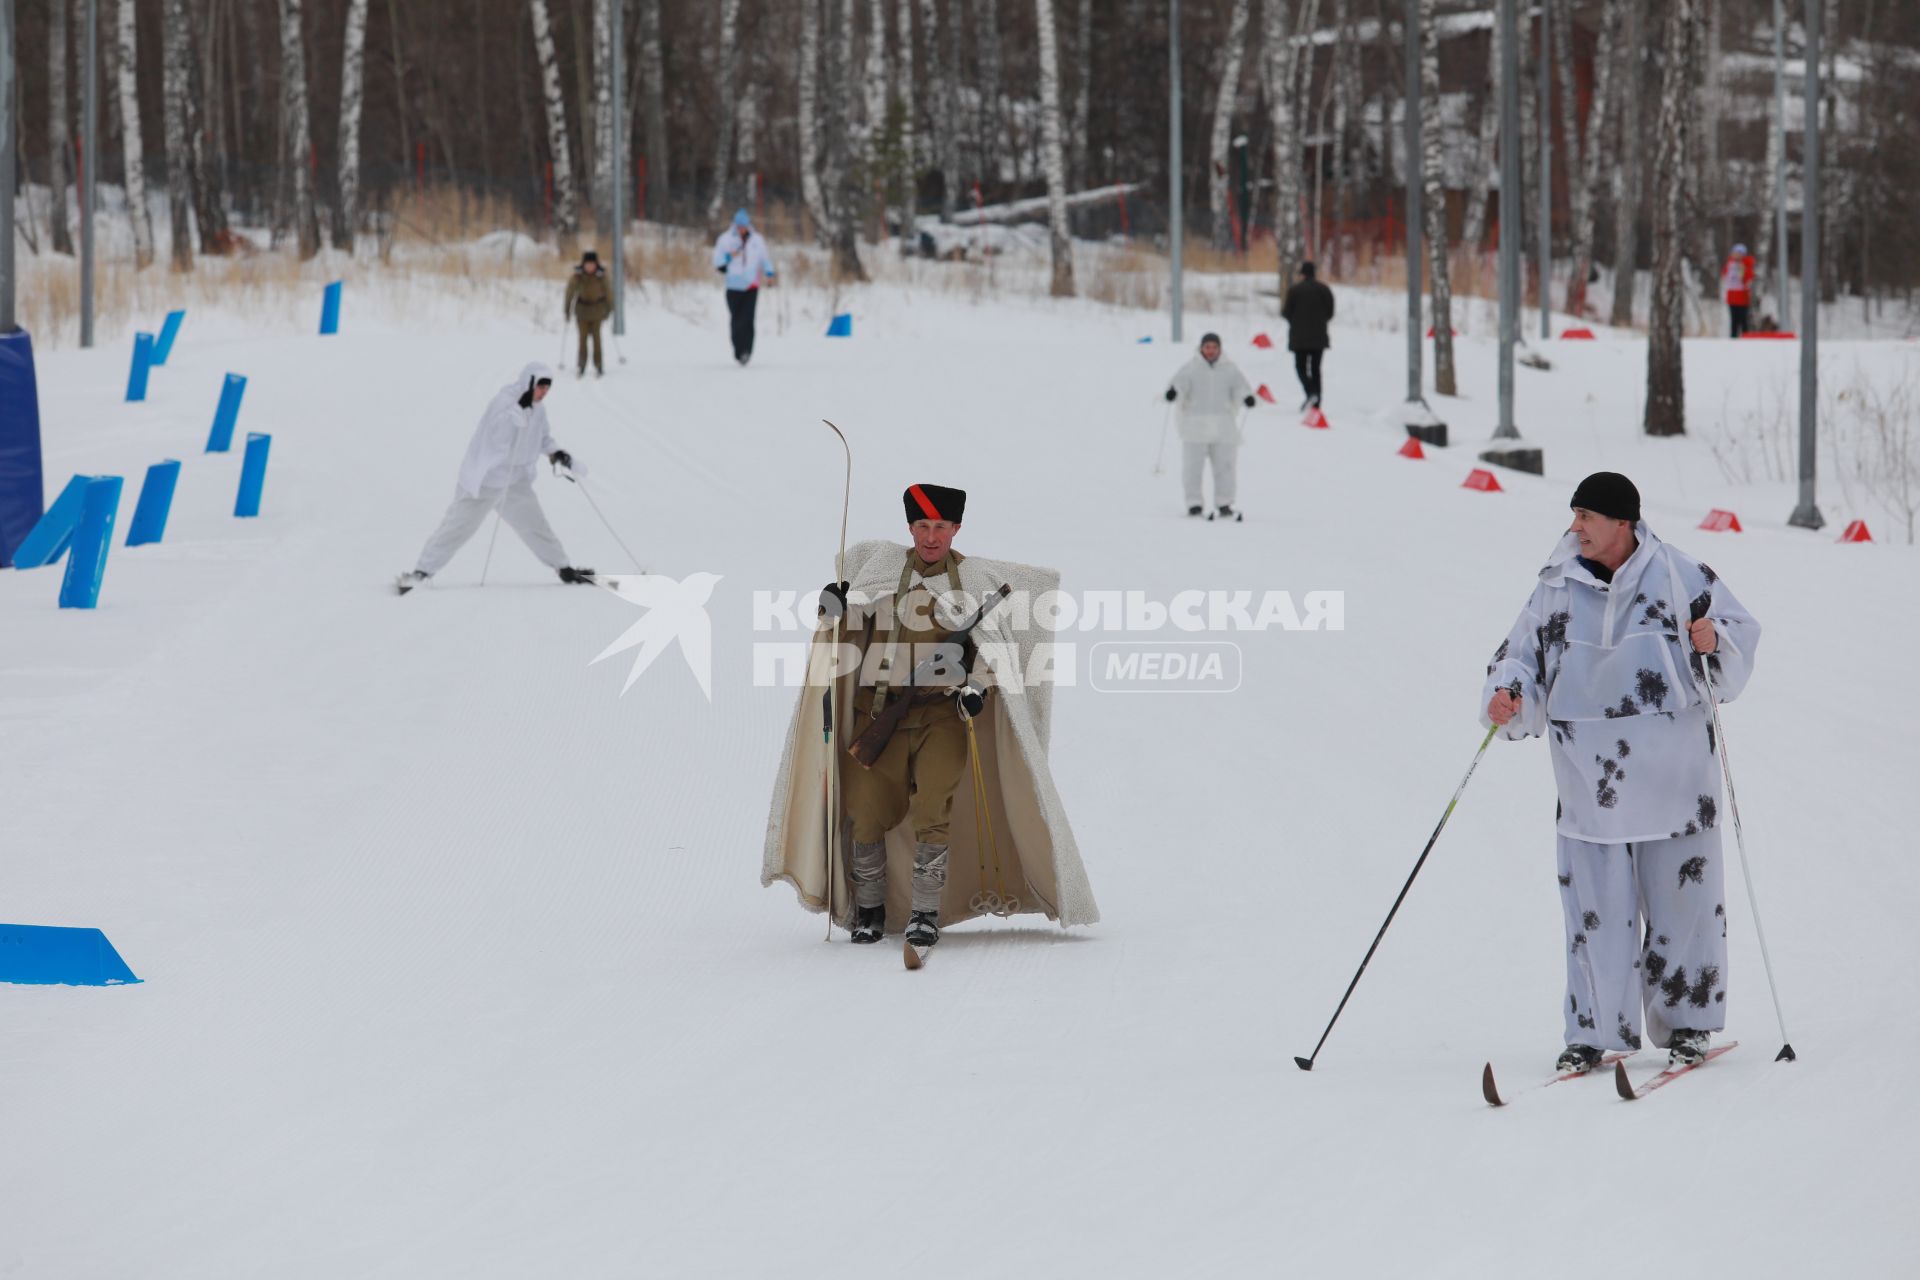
left=1668, top=1029, right=1710, bottom=1068
left=395, top=570, right=430, bottom=596
left=849, top=905, right=884, bottom=944
left=558, top=566, right=597, bottom=585
left=1186, top=505, right=1205, bottom=518
left=1554, top=1044, right=1605, bottom=1075
left=904, top=910, right=939, bottom=948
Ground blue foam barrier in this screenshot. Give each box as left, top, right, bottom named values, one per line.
left=206, top=373, right=247, bottom=453
left=59, top=475, right=123, bottom=608
left=153, top=309, right=187, bottom=364
left=235, top=433, right=271, bottom=517
left=320, top=281, right=343, bottom=335
left=9, top=473, right=92, bottom=569
left=126, top=332, right=156, bottom=402
left=826, top=313, right=852, bottom=338
left=0, top=924, right=142, bottom=986
left=126, top=460, right=181, bottom=546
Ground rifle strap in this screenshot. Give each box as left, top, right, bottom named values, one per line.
left=870, top=550, right=958, bottom=719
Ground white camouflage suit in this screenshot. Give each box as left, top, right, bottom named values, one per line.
left=1168, top=352, right=1254, bottom=509
left=1480, top=524, right=1760, bottom=1052
left=413, top=361, right=572, bottom=577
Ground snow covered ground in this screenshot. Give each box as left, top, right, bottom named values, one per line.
left=2, top=252, right=1915, bottom=1277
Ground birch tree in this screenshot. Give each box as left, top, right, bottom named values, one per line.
left=592, top=0, right=613, bottom=230
left=828, top=0, right=868, bottom=277
left=798, top=0, right=832, bottom=239
left=1070, top=0, right=1092, bottom=191
left=1420, top=0, right=1457, bottom=395
left=1208, top=0, right=1254, bottom=251
left=530, top=0, right=579, bottom=239
left=973, top=0, right=1004, bottom=185
left=1565, top=0, right=1621, bottom=318
left=48, top=0, right=74, bottom=255
left=115, top=0, right=154, bottom=268
left=1608, top=0, right=1647, bottom=327
left=705, top=0, right=743, bottom=224
left=335, top=0, right=371, bottom=251
left=865, top=0, right=890, bottom=151
left=639, top=0, right=667, bottom=218
left=917, top=0, right=952, bottom=219
left=1262, top=0, right=1303, bottom=278
left=187, top=1, right=229, bottom=254
left=1460, top=60, right=1498, bottom=253
left=1035, top=0, right=1074, bottom=295
left=1644, top=0, right=1696, bottom=437
left=162, top=0, right=196, bottom=269
left=895, top=0, right=918, bottom=235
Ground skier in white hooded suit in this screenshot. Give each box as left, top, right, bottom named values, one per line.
left=398, top=362, right=595, bottom=592
left=1481, top=473, right=1760, bottom=1073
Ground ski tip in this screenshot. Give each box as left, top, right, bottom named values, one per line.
left=1776, top=1043, right=1797, bottom=1063
left=1292, top=1056, right=1315, bottom=1072
left=1481, top=1062, right=1506, bottom=1107
left=903, top=940, right=924, bottom=970
left=1613, top=1058, right=1638, bottom=1101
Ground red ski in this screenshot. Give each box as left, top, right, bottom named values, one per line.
left=1482, top=1053, right=1634, bottom=1107
left=1614, top=1041, right=1739, bottom=1100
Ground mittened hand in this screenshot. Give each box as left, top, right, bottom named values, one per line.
left=819, top=581, right=851, bottom=619
left=958, top=687, right=986, bottom=717
left=1688, top=617, right=1717, bottom=654
left=550, top=449, right=573, bottom=469
left=1244, top=395, right=1257, bottom=408
left=1164, top=388, right=1178, bottom=402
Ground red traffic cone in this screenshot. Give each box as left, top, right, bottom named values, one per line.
left=1462, top=468, right=1503, bottom=493
left=1698, top=509, right=1743, bottom=533
left=1426, top=326, right=1459, bottom=338
left=1252, top=333, right=1274, bottom=349
left=1839, top=519, right=1873, bottom=543
left=1560, top=327, right=1597, bottom=340
left=1256, top=383, right=1276, bottom=403
left=1398, top=437, right=1425, bottom=459
left=1302, top=407, right=1330, bottom=429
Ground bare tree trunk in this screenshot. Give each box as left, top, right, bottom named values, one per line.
left=189, top=0, right=230, bottom=254
left=638, top=0, right=666, bottom=218
left=1208, top=0, right=1253, bottom=251
left=1329, top=0, right=1359, bottom=271
left=116, top=0, right=155, bottom=268
left=47, top=0, right=75, bottom=255
left=529, top=0, right=579, bottom=239
left=1035, top=0, right=1074, bottom=295
left=1549, top=0, right=1579, bottom=308
left=973, top=0, right=1003, bottom=188
left=705, top=0, right=743, bottom=224
left=333, top=0, right=370, bottom=251
left=828, top=0, right=868, bottom=278
left=865, top=0, right=889, bottom=143
left=163, top=0, right=197, bottom=270
left=1608, top=0, right=1646, bottom=327
left=798, top=0, right=832, bottom=243
left=279, top=0, right=321, bottom=258
left=1460, top=54, right=1497, bottom=253
left=1566, top=0, right=1620, bottom=318
left=1070, top=0, right=1092, bottom=190
left=1262, top=0, right=1302, bottom=279
left=589, top=0, right=612, bottom=231
left=1644, top=0, right=1695, bottom=436
left=1420, top=0, right=1456, bottom=395
left=896, top=0, right=917, bottom=236
left=916, top=0, right=951, bottom=219
left=939, top=0, right=964, bottom=217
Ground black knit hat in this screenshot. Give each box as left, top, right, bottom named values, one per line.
left=1570, top=472, right=1641, bottom=523
left=581, top=250, right=599, bottom=264
left=1199, top=332, right=1222, bottom=348
left=904, top=484, right=966, bottom=524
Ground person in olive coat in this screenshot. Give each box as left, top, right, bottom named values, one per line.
left=564, top=250, right=613, bottom=377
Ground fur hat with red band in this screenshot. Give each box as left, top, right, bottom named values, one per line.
left=903, top=483, right=966, bottom=524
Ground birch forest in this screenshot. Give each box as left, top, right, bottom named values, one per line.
left=9, top=0, right=1920, bottom=317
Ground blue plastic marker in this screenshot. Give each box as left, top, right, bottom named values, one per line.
left=235, top=433, right=271, bottom=517
left=153, top=309, right=187, bottom=364
left=320, top=281, right=343, bottom=335
left=126, top=332, right=155, bottom=401
left=59, top=475, right=123, bottom=608
left=207, top=373, right=247, bottom=452
left=126, top=460, right=181, bottom=547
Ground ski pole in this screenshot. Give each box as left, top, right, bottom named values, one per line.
left=1689, top=597, right=1795, bottom=1062
left=479, top=513, right=501, bottom=586
left=822, top=419, right=852, bottom=941
left=1296, top=722, right=1500, bottom=1071
left=557, top=466, right=646, bottom=572
left=1153, top=402, right=1171, bottom=475
left=559, top=320, right=570, bottom=370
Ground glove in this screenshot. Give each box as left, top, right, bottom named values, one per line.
left=1244, top=395, right=1257, bottom=408
left=957, top=686, right=986, bottom=718
left=819, top=581, right=851, bottom=619
left=550, top=449, right=573, bottom=470
left=1164, top=387, right=1178, bottom=402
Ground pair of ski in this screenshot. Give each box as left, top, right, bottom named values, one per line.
left=1482, top=1041, right=1738, bottom=1106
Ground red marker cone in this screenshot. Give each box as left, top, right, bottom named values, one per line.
left=1698, top=509, right=1743, bottom=533
left=1560, top=327, right=1596, bottom=340
left=1302, top=407, right=1329, bottom=429
left=1839, top=519, right=1873, bottom=543
left=1398, top=437, right=1425, bottom=459
left=1256, top=383, right=1276, bottom=403
left=1462, top=468, right=1503, bottom=493
left=1252, top=333, right=1274, bottom=349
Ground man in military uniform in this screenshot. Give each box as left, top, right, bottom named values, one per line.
left=563, top=250, right=612, bottom=378
left=821, top=484, right=986, bottom=949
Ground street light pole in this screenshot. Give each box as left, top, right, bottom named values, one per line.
left=1495, top=0, right=1520, bottom=440
left=1787, top=0, right=1824, bottom=530
left=0, top=0, right=16, bottom=334
left=1169, top=0, right=1183, bottom=344
left=81, top=0, right=97, bottom=348
left=1403, top=0, right=1422, bottom=407
left=611, top=4, right=625, bottom=338
left=1537, top=0, right=1551, bottom=340
left=1772, top=0, right=1791, bottom=331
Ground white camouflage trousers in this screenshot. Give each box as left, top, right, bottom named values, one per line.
left=1182, top=441, right=1239, bottom=508
left=414, top=481, right=569, bottom=576
left=1557, top=827, right=1728, bottom=1052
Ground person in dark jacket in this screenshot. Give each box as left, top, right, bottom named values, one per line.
left=564, top=251, right=613, bottom=377
left=1280, top=261, right=1335, bottom=410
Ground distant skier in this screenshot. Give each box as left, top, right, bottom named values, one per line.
left=1280, top=260, right=1335, bottom=410
left=1164, top=332, right=1256, bottom=520
left=711, top=209, right=777, bottom=365
left=1721, top=244, right=1755, bottom=338
left=1480, top=473, right=1761, bottom=1074
left=564, top=250, right=612, bottom=377
left=396, top=362, right=594, bottom=593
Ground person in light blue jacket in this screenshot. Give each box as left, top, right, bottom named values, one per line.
left=711, top=209, right=778, bottom=365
